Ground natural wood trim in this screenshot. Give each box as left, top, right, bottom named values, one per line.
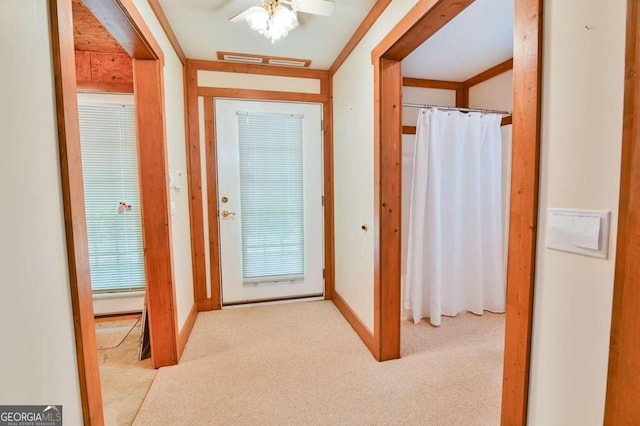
left=217, top=51, right=312, bottom=68
left=402, top=77, right=462, bottom=91
left=50, top=1, right=104, bottom=423
left=502, top=115, right=513, bottom=126
left=188, top=59, right=329, bottom=80
left=402, top=125, right=416, bottom=135
left=500, top=1, right=542, bottom=424
left=456, top=87, right=469, bottom=109
left=371, top=0, right=474, bottom=62
left=177, top=303, right=198, bottom=359
left=94, top=313, right=141, bottom=322
left=321, top=77, right=335, bottom=300
left=197, top=86, right=328, bottom=104
left=185, top=65, right=208, bottom=310
left=82, top=0, right=163, bottom=63
left=148, top=0, right=186, bottom=65
left=329, top=0, right=392, bottom=76
left=76, top=81, right=134, bottom=93
left=605, top=0, right=640, bottom=422
left=197, top=298, right=215, bottom=312
left=133, top=59, right=178, bottom=368
left=463, top=58, right=514, bottom=88
left=332, top=292, right=377, bottom=354
left=204, top=96, right=222, bottom=310
left=377, top=57, right=402, bottom=361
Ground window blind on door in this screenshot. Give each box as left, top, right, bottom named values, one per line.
left=78, top=101, right=146, bottom=293
left=237, top=111, right=305, bottom=283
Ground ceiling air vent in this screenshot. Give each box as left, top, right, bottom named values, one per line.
left=221, top=54, right=263, bottom=64
left=217, top=51, right=311, bottom=68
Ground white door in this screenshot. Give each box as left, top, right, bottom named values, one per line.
left=215, top=99, right=324, bottom=304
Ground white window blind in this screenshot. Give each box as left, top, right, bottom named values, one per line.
left=237, top=111, right=305, bottom=283
left=78, top=100, right=146, bottom=293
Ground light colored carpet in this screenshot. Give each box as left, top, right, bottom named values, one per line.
left=134, top=301, right=504, bottom=425
left=98, top=320, right=156, bottom=426
left=95, top=318, right=140, bottom=350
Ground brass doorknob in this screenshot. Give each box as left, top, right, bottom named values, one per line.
left=221, top=210, right=236, bottom=218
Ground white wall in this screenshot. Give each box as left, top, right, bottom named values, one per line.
left=333, top=0, right=422, bottom=332
left=0, top=1, right=82, bottom=423
left=528, top=0, right=625, bottom=424
left=133, top=0, right=195, bottom=331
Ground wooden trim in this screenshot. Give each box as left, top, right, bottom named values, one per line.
left=332, top=292, right=376, bottom=354
left=177, top=303, right=198, bottom=358
left=217, top=51, right=312, bottom=68
left=82, top=0, right=163, bottom=63
left=605, top=0, right=640, bottom=422
left=197, top=86, right=328, bottom=104
left=204, top=96, right=222, bottom=310
left=50, top=1, right=104, bottom=424
left=367, top=0, right=543, bottom=422
left=371, top=0, right=474, bottom=62
left=402, top=125, right=416, bottom=135
left=185, top=65, right=209, bottom=310
left=376, top=57, right=403, bottom=361
left=76, top=81, right=134, bottom=93
left=456, top=87, right=469, bottom=109
left=188, top=59, right=329, bottom=80
left=148, top=0, right=186, bottom=65
left=321, top=77, right=335, bottom=300
left=402, top=77, right=462, bottom=91
left=464, top=58, right=514, bottom=88
left=500, top=1, right=542, bottom=424
left=501, top=115, right=513, bottom=126
left=94, top=313, right=141, bottom=322
left=133, top=59, right=178, bottom=368
left=329, top=0, right=392, bottom=76
left=197, top=298, right=215, bottom=312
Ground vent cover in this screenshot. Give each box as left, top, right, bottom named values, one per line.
left=217, top=51, right=311, bottom=68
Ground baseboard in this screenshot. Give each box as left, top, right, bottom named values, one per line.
left=197, top=298, right=219, bottom=312
left=178, top=303, right=198, bottom=359
left=332, top=291, right=377, bottom=357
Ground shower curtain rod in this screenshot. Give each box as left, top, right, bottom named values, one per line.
left=402, top=103, right=511, bottom=116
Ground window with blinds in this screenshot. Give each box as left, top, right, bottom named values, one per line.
left=237, top=111, right=305, bottom=284
left=78, top=99, right=146, bottom=293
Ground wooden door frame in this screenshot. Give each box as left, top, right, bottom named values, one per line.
left=184, top=60, right=334, bottom=311
left=371, top=0, right=542, bottom=424
left=50, top=0, right=177, bottom=424
left=604, top=0, right=640, bottom=422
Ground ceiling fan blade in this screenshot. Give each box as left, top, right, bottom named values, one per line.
left=229, top=6, right=264, bottom=22
left=291, top=0, right=335, bottom=16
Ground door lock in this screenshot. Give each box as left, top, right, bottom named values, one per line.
left=221, top=196, right=229, bottom=203
left=221, top=210, right=236, bottom=218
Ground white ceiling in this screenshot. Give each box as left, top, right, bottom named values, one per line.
left=158, top=0, right=377, bottom=69
left=403, top=0, right=514, bottom=81
left=158, top=0, right=514, bottom=79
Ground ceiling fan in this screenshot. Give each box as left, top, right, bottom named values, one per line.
left=229, top=0, right=336, bottom=43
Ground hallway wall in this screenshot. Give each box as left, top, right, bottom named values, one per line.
left=0, top=1, right=83, bottom=423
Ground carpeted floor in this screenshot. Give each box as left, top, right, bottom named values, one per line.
left=134, top=301, right=504, bottom=425
left=97, top=317, right=156, bottom=426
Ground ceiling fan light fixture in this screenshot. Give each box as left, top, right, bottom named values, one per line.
left=244, top=1, right=299, bottom=43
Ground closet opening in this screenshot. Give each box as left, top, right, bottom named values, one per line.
left=371, top=0, right=542, bottom=424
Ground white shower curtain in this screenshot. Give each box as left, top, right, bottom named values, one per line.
left=405, top=108, right=505, bottom=326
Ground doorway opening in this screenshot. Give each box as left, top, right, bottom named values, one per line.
left=371, top=0, right=542, bottom=424
left=51, top=0, right=179, bottom=423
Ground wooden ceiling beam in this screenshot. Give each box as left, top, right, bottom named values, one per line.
left=463, top=57, right=514, bottom=88
left=82, top=0, right=162, bottom=62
